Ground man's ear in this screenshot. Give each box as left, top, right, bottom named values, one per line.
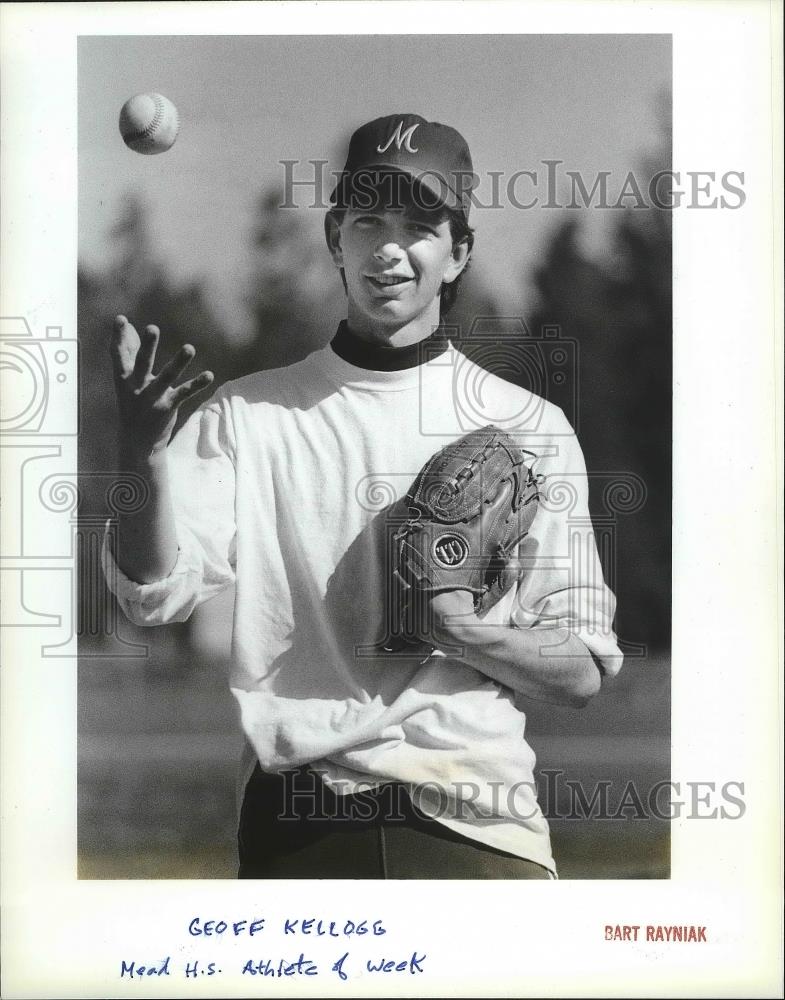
left=324, top=211, right=344, bottom=266
left=442, top=237, right=471, bottom=285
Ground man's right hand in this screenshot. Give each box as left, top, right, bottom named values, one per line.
left=110, top=314, right=214, bottom=463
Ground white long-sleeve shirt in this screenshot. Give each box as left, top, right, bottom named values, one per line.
left=103, top=343, right=623, bottom=872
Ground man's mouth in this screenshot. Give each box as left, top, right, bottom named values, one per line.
left=366, top=272, right=414, bottom=288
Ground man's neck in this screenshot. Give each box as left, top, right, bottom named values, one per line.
left=345, top=305, right=442, bottom=348
left=331, top=320, right=450, bottom=372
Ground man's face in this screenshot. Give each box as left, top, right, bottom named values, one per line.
left=327, top=198, right=469, bottom=340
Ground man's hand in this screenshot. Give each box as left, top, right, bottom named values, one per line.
left=424, top=589, right=602, bottom=707
left=110, top=314, right=214, bottom=463
left=108, top=315, right=214, bottom=584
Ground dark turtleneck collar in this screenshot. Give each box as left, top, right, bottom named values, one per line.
left=330, top=320, right=450, bottom=372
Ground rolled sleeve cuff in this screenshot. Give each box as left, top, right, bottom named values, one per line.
left=101, top=523, right=203, bottom=626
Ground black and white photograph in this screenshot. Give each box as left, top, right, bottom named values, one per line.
left=78, top=32, right=671, bottom=883
left=1, top=2, right=781, bottom=997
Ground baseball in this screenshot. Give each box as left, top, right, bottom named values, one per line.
left=119, top=93, right=180, bottom=155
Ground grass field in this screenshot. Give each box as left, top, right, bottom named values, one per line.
left=78, top=638, right=670, bottom=880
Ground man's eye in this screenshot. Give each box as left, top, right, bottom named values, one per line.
left=355, top=216, right=381, bottom=227
left=407, top=222, right=436, bottom=236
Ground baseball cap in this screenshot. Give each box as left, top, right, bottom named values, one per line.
left=330, top=113, right=476, bottom=220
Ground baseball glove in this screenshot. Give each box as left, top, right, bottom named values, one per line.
left=389, top=425, right=540, bottom=647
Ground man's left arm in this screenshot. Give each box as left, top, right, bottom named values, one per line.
left=428, top=591, right=602, bottom=708
left=427, top=412, right=623, bottom=707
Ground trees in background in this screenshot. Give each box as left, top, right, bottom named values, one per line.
left=244, top=189, right=346, bottom=372
left=78, top=194, right=240, bottom=655
left=526, top=144, right=672, bottom=651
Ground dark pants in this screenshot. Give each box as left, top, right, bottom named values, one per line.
left=238, top=764, right=551, bottom=879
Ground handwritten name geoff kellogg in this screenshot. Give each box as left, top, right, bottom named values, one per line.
left=119, top=915, right=426, bottom=981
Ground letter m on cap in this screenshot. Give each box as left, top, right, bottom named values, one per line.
left=377, top=121, right=420, bottom=154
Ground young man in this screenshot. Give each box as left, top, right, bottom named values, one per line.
left=104, top=113, right=623, bottom=879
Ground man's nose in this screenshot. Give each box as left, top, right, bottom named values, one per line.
left=374, top=238, right=405, bottom=262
